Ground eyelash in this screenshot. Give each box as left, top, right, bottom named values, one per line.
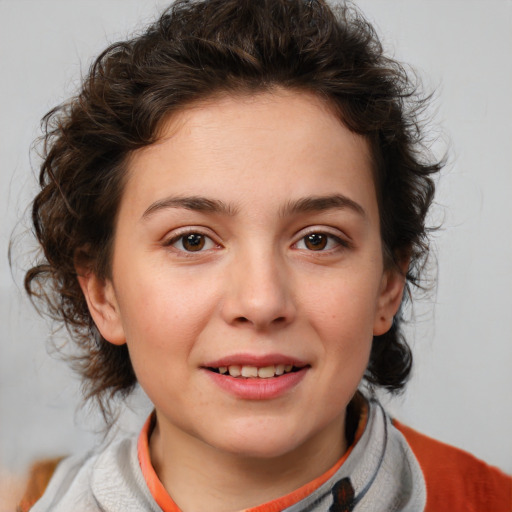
left=163, top=228, right=349, bottom=255
left=293, top=230, right=350, bottom=253
left=163, top=229, right=220, bottom=255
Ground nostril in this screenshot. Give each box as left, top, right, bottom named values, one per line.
left=235, top=315, right=287, bottom=325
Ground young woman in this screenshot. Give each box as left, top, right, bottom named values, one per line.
left=19, top=1, right=511, bottom=510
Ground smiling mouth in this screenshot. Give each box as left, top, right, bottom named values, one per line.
left=206, top=364, right=306, bottom=379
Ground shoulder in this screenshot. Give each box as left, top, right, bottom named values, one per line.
left=26, top=434, right=158, bottom=512
left=392, top=419, right=512, bottom=512
left=25, top=450, right=100, bottom=512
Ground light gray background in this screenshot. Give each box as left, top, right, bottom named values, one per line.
left=1, top=0, right=511, bottom=477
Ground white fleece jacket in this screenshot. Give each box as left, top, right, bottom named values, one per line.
left=30, top=401, right=426, bottom=512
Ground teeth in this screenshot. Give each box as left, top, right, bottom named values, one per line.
left=257, top=366, right=276, bottom=379
left=217, top=364, right=297, bottom=378
left=228, top=365, right=241, bottom=377
left=241, top=365, right=258, bottom=378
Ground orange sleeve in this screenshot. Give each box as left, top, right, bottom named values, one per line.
left=17, top=457, right=65, bottom=512
left=393, top=420, right=512, bottom=512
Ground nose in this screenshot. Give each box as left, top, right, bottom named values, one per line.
left=220, top=246, right=296, bottom=331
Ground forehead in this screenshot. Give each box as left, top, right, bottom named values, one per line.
left=121, top=89, right=377, bottom=220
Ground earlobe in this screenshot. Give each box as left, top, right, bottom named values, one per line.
left=76, top=271, right=126, bottom=345
left=373, top=268, right=407, bottom=336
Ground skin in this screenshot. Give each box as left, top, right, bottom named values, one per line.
left=79, top=89, right=405, bottom=512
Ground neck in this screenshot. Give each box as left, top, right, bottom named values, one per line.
left=149, top=413, right=348, bottom=512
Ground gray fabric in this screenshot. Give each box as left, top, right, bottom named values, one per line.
left=283, top=402, right=426, bottom=511
left=30, top=400, right=426, bottom=512
left=30, top=438, right=161, bottom=512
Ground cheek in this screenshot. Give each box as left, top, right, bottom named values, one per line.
left=297, top=269, right=379, bottom=385
left=114, top=267, right=221, bottom=365
left=301, top=273, right=380, bottom=338
left=117, top=278, right=222, bottom=409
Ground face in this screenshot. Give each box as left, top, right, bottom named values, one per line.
left=82, top=90, right=404, bottom=462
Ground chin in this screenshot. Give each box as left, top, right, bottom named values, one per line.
left=204, top=419, right=314, bottom=460
left=221, top=437, right=303, bottom=460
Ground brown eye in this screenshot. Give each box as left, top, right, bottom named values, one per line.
left=181, top=233, right=206, bottom=251
left=304, top=233, right=328, bottom=251
left=167, top=231, right=217, bottom=253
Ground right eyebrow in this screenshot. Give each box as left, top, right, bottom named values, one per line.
left=141, top=195, right=238, bottom=220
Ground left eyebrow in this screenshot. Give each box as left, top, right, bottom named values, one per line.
left=141, top=195, right=238, bottom=220
left=280, top=194, right=367, bottom=219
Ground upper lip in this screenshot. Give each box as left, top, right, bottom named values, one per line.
left=203, top=353, right=308, bottom=368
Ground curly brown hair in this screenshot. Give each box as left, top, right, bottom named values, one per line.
left=25, top=0, right=442, bottom=420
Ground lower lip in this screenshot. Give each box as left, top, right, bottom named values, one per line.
left=204, top=368, right=308, bottom=400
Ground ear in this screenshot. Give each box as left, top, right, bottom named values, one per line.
left=373, top=266, right=407, bottom=336
left=76, top=271, right=126, bottom=345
